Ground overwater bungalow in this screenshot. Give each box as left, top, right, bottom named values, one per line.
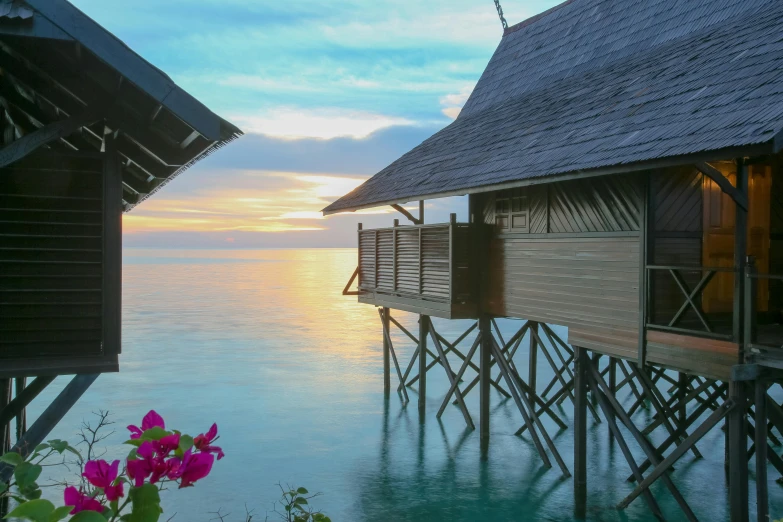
left=325, top=0, right=783, bottom=520
left=0, top=0, right=240, bottom=465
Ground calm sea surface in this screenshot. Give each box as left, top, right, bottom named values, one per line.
left=26, top=248, right=778, bottom=521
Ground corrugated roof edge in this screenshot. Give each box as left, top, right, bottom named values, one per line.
left=321, top=141, right=775, bottom=215
left=503, top=0, right=577, bottom=37
left=126, top=125, right=244, bottom=212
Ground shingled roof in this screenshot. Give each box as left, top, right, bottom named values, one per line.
left=323, top=0, right=783, bottom=215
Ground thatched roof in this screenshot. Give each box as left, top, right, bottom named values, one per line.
left=0, top=0, right=242, bottom=210
left=324, top=0, right=783, bottom=214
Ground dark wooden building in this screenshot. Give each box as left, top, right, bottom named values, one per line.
left=0, top=0, right=240, bottom=467
left=325, top=0, right=783, bottom=520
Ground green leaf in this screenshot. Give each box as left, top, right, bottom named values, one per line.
left=139, top=427, right=168, bottom=442
left=69, top=512, right=108, bottom=522
left=0, top=452, right=22, bottom=466
left=124, top=439, right=143, bottom=448
left=128, top=484, right=161, bottom=522
left=33, top=444, right=49, bottom=454
left=65, top=445, right=82, bottom=460
left=48, top=506, right=74, bottom=522
left=14, top=462, right=42, bottom=490
left=0, top=482, right=7, bottom=495
left=47, top=440, right=68, bottom=454
left=4, top=499, right=54, bottom=522
left=296, top=487, right=309, bottom=495
left=178, top=435, right=194, bottom=453
left=20, top=484, right=42, bottom=500
left=294, top=497, right=308, bottom=506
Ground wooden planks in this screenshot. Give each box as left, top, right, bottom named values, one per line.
left=645, top=330, right=737, bottom=380
left=0, top=153, right=106, bottom=362
left=486, top=235, right=641, bottom=360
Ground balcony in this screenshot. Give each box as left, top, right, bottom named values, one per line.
left=356, top=217, right=477, bottom=319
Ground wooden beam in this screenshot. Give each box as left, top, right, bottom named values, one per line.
left=695, top=162, right=748, bottom=211
left=0, top=376, right=55, bottom=428
left=390, top=204, right=421, bottom=224
left=341, top=266, right=360, bottom=296
left=0, top=374, right=99, bottom=483
left=479, top=317, right=491, bottom=442
left=0, top=105, right=103, bottom=168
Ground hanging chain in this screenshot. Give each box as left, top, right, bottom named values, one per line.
left=493, top=0, right=508, bottom=30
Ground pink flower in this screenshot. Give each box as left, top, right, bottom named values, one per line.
left=167, top=449, right=214, bottom=488
left=194, top=423, right=225, bottom=460
left=153, top=433, right=181, bottom=457
left=83, top=459, right=124, bottom=502
left=64, top=486, right=103, bottom=514
left=126, top=441, right=172, bottom=487
left=127, top=410, right=165, bottom=439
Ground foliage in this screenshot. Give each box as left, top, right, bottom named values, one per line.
left=0, top=410, right=225, bottom=522
left=267, top=486, right=331, bottom=522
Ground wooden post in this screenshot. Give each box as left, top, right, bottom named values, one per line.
left=609, top=358, right=616, bottom=444
left=728, top=378, right=749, bottom=522
left=529, top=322, right=538, bottom=403
left=479, top=316, right=492, bottom=442
left=755, top=379, right=768, bottom=522
left=733, top=158, right=748, bottom=353
left=382, top=307, right=390, bottom=393
left=0, top=380, right=10, bottom=454
left=419, top=315, right=428, bottom=413
left=744, top=257, right=757, bottom=352
left=574, top=346, right=588, bottom=518
left=639, top=172, right=650, bottom=365
left=103, top=133, right=123, bottom=355
left=14, top=378, right=25, bottom=441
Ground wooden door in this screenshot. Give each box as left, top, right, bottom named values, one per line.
left=702, top=164, right=770, bottom=313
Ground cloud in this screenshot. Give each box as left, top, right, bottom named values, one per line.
left=232, top=107, right=415, bottom=140
left=440, top=85, right=474, bottom=119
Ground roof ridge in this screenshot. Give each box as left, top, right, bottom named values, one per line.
left=503, top=0, right=579, bottom=36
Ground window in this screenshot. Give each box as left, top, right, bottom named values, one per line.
left=495, top=188, right=529, bottom=232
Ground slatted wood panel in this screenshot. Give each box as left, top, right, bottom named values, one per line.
left=485, top=236, right=640, bottom=360
left=482, top=173, right=641, bottom=235
left=0, top=154, right=104, bottom=359
left=357, top=223, right=477, bottom=318
left=548, top=175, right=641, bottom=233
left=376, top=229, right=394, bottom=290
left=396, top=228, right=420, bottom=294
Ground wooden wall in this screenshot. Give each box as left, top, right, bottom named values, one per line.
left=0, top=151, right=121, bottom=377
left=479, top=173, right=643, bottom=361
left=771, top=157, right=783, bottom=313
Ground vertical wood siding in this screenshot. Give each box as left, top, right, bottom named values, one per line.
left=0, top=153, right=104, bottom=359
left=483, top=173, right=643, bottom=360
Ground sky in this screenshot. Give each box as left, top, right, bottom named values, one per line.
left=71, top=0, right=562, bottom=248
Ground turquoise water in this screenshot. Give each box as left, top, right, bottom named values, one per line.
left=24, top=248, right=780, bottom=521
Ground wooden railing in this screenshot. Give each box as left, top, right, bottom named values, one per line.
left=744, top=258, right=783, bottom=366
left=357, top=214, right=474, bottom=305
left=645, top=265, right=736, bottom=341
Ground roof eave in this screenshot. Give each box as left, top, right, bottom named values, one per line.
left=322, top=140, right=774, bottom=216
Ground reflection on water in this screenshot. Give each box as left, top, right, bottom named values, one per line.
left=24, top=248, right=779, bottom=521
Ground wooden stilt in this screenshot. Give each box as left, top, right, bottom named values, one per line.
left=529, top=322, right=539, bottom=403
left=728, top=379, right=749, bottom=522
left=573, top=346, right=588, bottom=519
left=587, top=371, right=665, bottom=519
left=418, top=315, right=428, bottom=413
left=609, top=358, right=617, bottom=444
left=587, top=359, right=698, bottom=521
left=428, top=318, right=474, bottom=429
left=755, top=379, right=768, bottom=522
left=382, top=307, right=391, bottom=393
left=0, top=374, right=99, bottom=483
left=479, top=316, right=492, bottom=442
left=379, top=309, right=409, bottom=402
left=617, top=398, right=734, bottom=511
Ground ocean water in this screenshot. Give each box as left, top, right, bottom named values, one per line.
left=23, top=248, right=779, bottom=521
